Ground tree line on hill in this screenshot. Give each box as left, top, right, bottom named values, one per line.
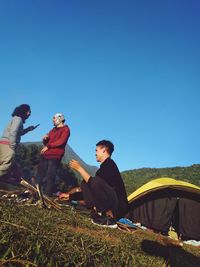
left=122, top=164, right=200, bottom=195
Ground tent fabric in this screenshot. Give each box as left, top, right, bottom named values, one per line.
left=128, top=193, right=177, bottom=234
left=178, top=198, right=200, bottom=241
left=128, top=177, right=200, bottom=203
left=127, top=178, right=200, bottom=240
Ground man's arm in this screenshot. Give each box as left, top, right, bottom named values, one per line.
left=69, top=160, right=91, bottom=183
left=21, top=124, right=40, bottom=135
left=40, top=133, right=50, bottom=154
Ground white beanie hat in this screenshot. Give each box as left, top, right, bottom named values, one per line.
left=54, top=113, right=65, bottom=125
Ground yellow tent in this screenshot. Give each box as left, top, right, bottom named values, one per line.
left=127, top=177, right=200, bottom=241
left=128, top=177, right=200, bottom=203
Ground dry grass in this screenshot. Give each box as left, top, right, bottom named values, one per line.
left=0, top=199, right=200, bottom=267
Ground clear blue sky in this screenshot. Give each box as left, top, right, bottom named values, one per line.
left=0, top=0, right=200, bottom=171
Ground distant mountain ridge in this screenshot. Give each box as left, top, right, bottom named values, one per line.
left=63, top=144, right=98, bottom=176
left=23, top=142, right=98, bottom=176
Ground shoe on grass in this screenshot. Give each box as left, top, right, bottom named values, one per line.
left=91, top=214, right=118, bottom=229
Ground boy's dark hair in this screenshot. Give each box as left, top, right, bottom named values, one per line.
left=96, top=140, right=114, bottom=155
left=12, top=104, right=31, bottom=122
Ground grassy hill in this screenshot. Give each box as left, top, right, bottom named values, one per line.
left=1, top=144, right=200, bottom=266
left=0, top=200, right=200, bottom=267
left=122, top=164, right=200, bottom=195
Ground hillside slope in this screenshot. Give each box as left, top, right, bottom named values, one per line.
left=122, top=164, right=200, bottom=195
left=0, top=200, right=200, bottom=267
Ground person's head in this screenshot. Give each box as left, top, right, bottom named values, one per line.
left=53, top=113, right=65, bottom=127
left=12, top=104, right=31, bottom=122
left=95, top=140, right=114, bottom=162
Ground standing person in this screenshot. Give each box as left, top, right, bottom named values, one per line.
left=0, top=104, right=38, bottom=178
left=69, top=140, right=128, bottom=228
left=36, top=113, right=70, bottom=197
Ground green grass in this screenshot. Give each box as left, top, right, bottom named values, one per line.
left=0, top=200, right=200, bottom=267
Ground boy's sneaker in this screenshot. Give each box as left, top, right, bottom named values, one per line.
left=90, top=210, right=100, bottom=220
left=91, top=213, right=118, bottom=229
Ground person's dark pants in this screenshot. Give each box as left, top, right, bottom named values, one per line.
left=81, top=176, right=119, bottom=218
left=36, top=157, right=60, bottom=197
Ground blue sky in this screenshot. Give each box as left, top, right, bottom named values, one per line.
left=0, top=0, right=200, bottom=171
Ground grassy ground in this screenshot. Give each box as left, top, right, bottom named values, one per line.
left=0, top=199, right=200, bottom=267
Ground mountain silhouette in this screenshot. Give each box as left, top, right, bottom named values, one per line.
left=23, top=142, right=98, bottom=176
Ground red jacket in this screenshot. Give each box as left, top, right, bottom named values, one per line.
left=43, top=125, right=70, bottom=160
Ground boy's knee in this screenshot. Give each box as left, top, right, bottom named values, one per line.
left=89, top=176, right=102, bottom=189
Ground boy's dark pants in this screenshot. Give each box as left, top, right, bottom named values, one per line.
left=81, top=176, right=119, bottom=217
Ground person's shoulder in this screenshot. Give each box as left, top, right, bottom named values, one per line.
left=108, top=158, right=120, bottom=171
left=50, top=127, right=56, bottom=131
left=12, top=116, right=23, bottom=125
left=105, top=157, right=118, bottom=167
left=107, top=157, right=116, bottom=164
left=12, top=115, right=22, bottom=121
left=64, top=124, right=70, bottom=129
left=48, top=127, right=56, bottom=134
left=63, top=125, right=70, bottom=132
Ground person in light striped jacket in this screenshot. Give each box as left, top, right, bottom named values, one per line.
left=0, top=104, right=38, bottom=177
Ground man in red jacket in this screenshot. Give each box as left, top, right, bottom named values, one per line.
left=36, top=113, right=70, bottom=196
